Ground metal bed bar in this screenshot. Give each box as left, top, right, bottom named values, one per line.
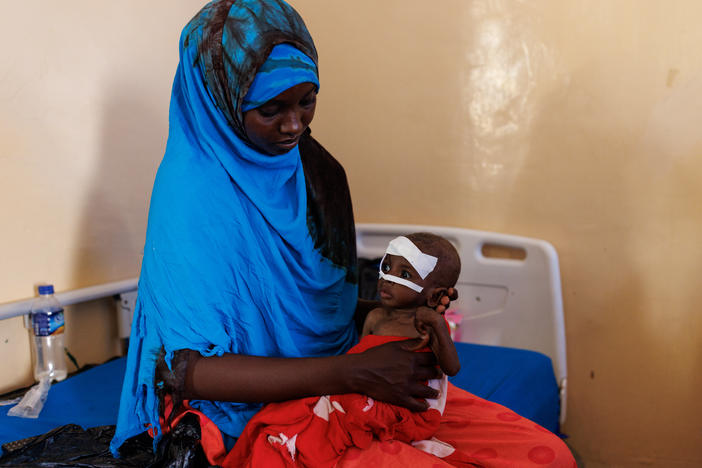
left=0, top=278, right=138, bottom=321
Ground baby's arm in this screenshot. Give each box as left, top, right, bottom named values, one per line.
left=413, top=307, right=461, bottom=376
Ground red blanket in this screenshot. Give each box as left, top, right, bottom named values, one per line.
left=163, top=335, right=575, bottom=467
left=227, top=335, right=472, bottom=467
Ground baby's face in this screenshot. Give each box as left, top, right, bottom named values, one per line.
left=377, top=254, right=427, bottom=309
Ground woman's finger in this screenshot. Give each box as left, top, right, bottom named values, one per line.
left=414, top=364, right=443, bottom=382
left=409, top=382, right=439, bottom=401
left=411, top=350, right=438, bottom=368
left=397, top=394, right=430, bottom=412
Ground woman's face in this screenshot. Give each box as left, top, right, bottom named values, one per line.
left=243, top=82, right=317, bottom=155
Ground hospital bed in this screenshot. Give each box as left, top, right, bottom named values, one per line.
left=0, top=223, right=567, bottom=455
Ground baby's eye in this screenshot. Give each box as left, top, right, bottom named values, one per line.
left=401, top=270, right=412, bottom=279
left=381, top=263, right=390, bottom=273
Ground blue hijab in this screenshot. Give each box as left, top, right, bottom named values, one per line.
left=111, top=0, right=357, bottom=454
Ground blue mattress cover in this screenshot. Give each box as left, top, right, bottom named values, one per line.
left=0, top=342, right=559, bottom=453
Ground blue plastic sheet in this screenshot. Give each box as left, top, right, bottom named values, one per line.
left=0, top=342, right=560, bottom=454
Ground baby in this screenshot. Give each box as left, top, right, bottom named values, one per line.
left=362, top=232, right=461, bottom=377
left=229, top=232, right=471, bottom=467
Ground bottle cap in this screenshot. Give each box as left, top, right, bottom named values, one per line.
left=38, top=284, right=54, bottom=295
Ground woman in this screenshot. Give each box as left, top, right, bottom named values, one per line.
left=112, top=1, right=574, bottom=466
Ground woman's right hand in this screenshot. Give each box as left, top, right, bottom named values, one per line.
left=346, top=339, right=442, bottom=412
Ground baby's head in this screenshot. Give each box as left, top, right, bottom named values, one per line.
left=377, top=232, right=461, bottom=309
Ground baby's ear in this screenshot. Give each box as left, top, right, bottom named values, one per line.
left=426, top=287, right=449, bottom=308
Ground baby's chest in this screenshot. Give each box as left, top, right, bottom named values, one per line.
left=372, top=316, right=419, bottom=338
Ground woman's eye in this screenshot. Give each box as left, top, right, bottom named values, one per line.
left=381, top=263, right=390, bottom=273
left=300, top=95, right=316, bottom=108
left=401, top=270, right=411, bottom=279
left=256, top=106, right=279, bottom=117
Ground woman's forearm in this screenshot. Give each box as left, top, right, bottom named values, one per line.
left=177, top=339, right=442, bottom=412
left=184, top=352, right=358, bottom=402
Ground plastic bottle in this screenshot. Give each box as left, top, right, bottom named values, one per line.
left=30, top=284, right=67, bottom=382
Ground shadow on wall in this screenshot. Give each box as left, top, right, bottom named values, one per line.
left=505, top=72, right=647, bottom=464
left=67, top=81, right=166, bottom=366
left=507, top=60, right=702, bottom=465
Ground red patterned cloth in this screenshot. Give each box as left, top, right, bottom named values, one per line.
left=226, top=335, right=475, bottom=467
left=163, top=335, right=575, bottom=467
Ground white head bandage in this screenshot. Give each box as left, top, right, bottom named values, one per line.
left=378, top=236, right=438, bottom=293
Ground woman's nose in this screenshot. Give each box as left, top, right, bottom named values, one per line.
left=280, top=110, right=302, bottom=135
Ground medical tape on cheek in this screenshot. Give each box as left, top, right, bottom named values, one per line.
left=378, top=262, right=424, bottom=293
left=377, top=236, right=438, bottom=293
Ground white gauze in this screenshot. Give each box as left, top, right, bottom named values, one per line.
left=378, top=236, right=438, bottom=293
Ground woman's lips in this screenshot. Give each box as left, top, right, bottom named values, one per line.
left=276, top=137, right=299, bottom=151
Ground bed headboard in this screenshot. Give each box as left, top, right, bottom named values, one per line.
left=355, top=223, right=568, bottom=424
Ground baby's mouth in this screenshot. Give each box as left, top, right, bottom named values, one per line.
left=378, top=281, right=394, bottom=300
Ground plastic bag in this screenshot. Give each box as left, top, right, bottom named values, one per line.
left=0, top=397, right=21, bottom=407
left=0, top=424, right=153, bottom=467
left=0, top=415, right=213, bottom=467
left=7, top=378, right=50, bottom=419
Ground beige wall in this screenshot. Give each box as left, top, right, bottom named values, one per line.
left=0, top=1, right=205, bottom=391
left=1, top=1, right=701, bottom=466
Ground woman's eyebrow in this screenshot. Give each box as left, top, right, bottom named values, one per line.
left=260, top=99, right=282, bottom=107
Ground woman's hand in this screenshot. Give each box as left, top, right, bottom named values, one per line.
left=346, top=339, right=442, bottom=412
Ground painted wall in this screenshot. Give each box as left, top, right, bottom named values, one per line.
left=1, top=1, right=701, bottom=466
left=0, top=1, right=205, bottom=391
left=294, top=2, right=702, bottom=465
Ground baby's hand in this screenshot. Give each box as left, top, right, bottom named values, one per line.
left=414, top=306, right=461, bottom=376
left=405, top=307, right=442, bottom=351
left=434, top=287, right=458, bottom=315
left=405, top=306, right=460, bottom=376
left=405, top=335, right=429, bottom=352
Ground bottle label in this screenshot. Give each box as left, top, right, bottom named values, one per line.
left=32, top=309, right=65, bottom=337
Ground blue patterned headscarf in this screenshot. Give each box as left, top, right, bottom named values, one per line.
left=111, top=0, right=357, bottom=455
left=242, top=43, right=319, bottom=111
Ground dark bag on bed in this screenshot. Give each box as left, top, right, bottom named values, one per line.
left=0, top=415, right=214, bottom=468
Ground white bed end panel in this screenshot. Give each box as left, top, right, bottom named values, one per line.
left=355, top=223, right=567, bottom=424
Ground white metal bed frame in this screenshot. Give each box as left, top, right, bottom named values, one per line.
left=355, top=223, right=567, bottom=425
left=0, top=223, right=567, bottom=424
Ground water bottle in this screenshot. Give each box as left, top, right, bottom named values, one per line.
left=30, top=284, right=67, bottom=382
